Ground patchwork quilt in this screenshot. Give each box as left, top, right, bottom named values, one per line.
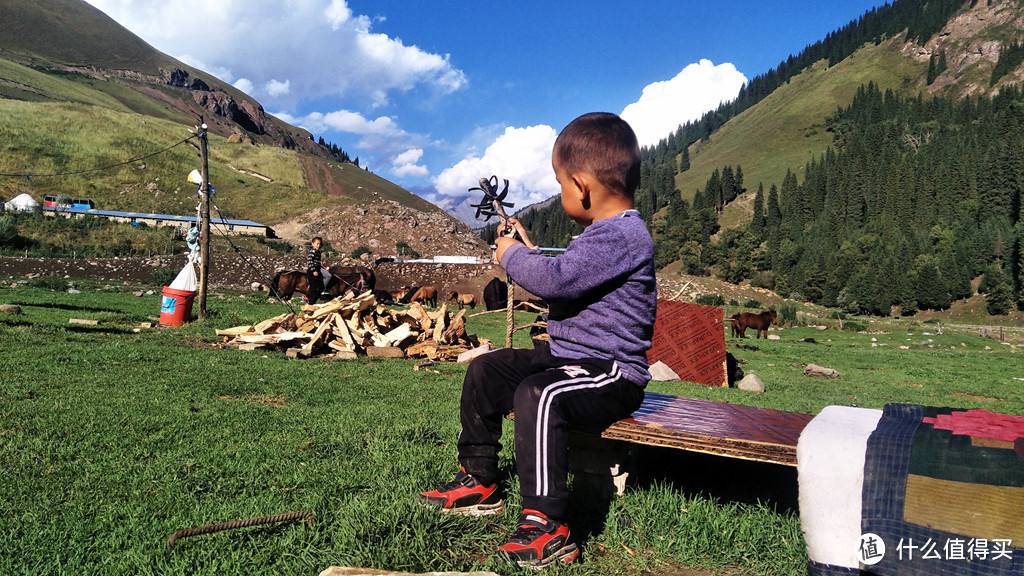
left=801, top=403, right=1024, bottom=576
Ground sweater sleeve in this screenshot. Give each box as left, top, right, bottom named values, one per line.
left=500, top=220, right=635, bottom=301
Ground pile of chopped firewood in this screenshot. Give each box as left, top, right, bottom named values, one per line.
left=216, top=291, right=484, bottom=360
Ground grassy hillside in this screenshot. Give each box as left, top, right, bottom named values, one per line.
left=0, top=0, right=443, bottom=233
left=677, top=37, right=925, bottom=228
left=0, top=98, right=432, bottom=225
left=0, top=0, right=175, bottom=73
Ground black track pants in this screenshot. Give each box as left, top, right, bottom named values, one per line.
left=306, top=271, right=323, bottom=297
left=457, top=347, right=644, bottom=520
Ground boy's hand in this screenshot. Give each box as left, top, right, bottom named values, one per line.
left=495, top=236, right=519, bottom=262
left=504, top=218, right=535, bottom=248
left=495, top=218, right=537, bottom=263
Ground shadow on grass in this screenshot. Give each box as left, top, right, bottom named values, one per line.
left=630, top=445, right=798, bottom=513
left=63, top=324, right=136, bottom=335
left=0, top=319, right=34, bottom=328
left=7, top=300, right=125, bottom=314
left=565, top=444, right=799, bottom=549
left=0, top=318, right=136, bottom=335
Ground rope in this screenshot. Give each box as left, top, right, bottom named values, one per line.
left=505, top=274, right=515, bottom=348
left=166, top=510, right=314, bottom=550
left=0, top=135, right=197, bottom=179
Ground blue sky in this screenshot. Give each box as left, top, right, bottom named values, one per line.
left=83, top=0, right=889, bottom=207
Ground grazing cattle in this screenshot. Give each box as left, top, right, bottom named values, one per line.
left=408, top=286, right=438, bottom=307
left=483, top=277, right=508, bottom=310
left=731, top=310, right=777, bottom=339
left=449, top=291, right=478, bottom=310
left=373, top=289, right=394, bottom=304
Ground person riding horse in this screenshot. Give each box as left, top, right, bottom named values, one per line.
left=305, top=237, right=324, bottom=304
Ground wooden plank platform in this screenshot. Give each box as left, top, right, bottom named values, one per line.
left=597, top=393, right=815, bottom=466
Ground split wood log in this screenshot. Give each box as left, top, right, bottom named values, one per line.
left=216, top=325, right=256, bottom=337
left=219, top=291, right=477, bottom=360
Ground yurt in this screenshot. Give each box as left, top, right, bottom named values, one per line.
left=6, top=193, right=39, bottom=212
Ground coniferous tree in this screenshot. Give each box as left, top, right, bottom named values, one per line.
left=766, top=184, right=782, bottom=231
left=749, top=183, right=766, bottom=240
left=987, top=281, right=1014, bottom=315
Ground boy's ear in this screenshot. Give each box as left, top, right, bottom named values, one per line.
left=571, top=172, right=591, bottom=200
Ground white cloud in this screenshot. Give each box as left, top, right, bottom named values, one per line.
left=266, top=79, right=290, bottom=97
left=277, top=109, right=404, bottom=139
left=83, top=0, right=466, bottom=108
left=275, top=108, right=431, bottom=173
left=433, top=125, right=559, bottom=204
left=233, top=78, right=255, bottom=95
left=621, top=59, right=747, bottom=147
left=391, top=149, right=428, bottom=178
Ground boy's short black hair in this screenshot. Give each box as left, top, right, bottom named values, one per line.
left=311, top=236, right=323, bottom=244
left=553, top=112, right=641, bottom=197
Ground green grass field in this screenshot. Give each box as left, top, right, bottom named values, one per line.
left=1, top=280, right=1020, bottom=575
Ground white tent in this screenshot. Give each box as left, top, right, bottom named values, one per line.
left=6, top=193, right=39, bottom=212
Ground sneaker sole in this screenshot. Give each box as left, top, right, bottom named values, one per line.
left=439, top=500, right=504, bottom=517
left=502, top=542, right=580, bottom=570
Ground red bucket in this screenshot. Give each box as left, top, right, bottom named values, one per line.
left=160, top=286, right=195, bottom=326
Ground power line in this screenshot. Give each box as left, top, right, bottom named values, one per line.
left=209, top=202, right=298, bottom=315
left=0, top=135, right=198, bottom=180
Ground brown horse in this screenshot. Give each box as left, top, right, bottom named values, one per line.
left=408, top=286, right=438, bottom=307
left=390, top=287, right=411, bottom=303
left=270, top=270, right=320, bottom=303
left=270, top=265, right=376, bottom=305
left=325, top=265, right=375, bottom=296
left=448, top=291, right=477, bottom=309
left=730, top=310, right=777, bottom=339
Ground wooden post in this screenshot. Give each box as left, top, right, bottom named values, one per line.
left=197, top=123, right=211, bottom=320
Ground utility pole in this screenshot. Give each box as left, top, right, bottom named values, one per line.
left=197, top=122, right=211, bottom=320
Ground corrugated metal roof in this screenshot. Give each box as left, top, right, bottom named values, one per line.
left=45, top=206, right=267, bottom=227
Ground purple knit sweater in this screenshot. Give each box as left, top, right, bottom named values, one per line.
left=500, top=210, right=657, bottom=385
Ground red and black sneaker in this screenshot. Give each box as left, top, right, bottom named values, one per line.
left=496, top=509, right=579, bottom=569
left=416, top=468, right=504, bottom=516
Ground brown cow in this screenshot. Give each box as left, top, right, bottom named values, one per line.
left=408, top=286, right=438, bottom=307
left=448, top=291, right=477, bottom=310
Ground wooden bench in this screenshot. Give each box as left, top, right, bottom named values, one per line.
left=569, top=393, right=815, bottom=494
left=598, top=392, right=815, bottom=466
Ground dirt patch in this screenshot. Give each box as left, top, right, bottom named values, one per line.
left=949, top=392, right=1004, bottom=402
left=299, top=156, right=350, bottom=198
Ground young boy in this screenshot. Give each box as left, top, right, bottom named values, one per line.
left=417, top=112, right=657, bottom=569
left=305, top=236, right=324, bottom=303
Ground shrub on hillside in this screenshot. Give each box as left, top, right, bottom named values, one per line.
left=751, top=270, right=775, bottom=290
left=841, top=321, right=867, bottom=332
left=743, top=299, right=762, bottom=309
left=696, top=294, right=724, bottom=307
left=151, top=268, right=178, bottom=286
left=29, top=276, right=68, bottom=291
left=778, top=302, right=798, bottom=327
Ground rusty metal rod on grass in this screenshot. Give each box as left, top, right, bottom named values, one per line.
left=166, top=510, right=315, bottom=550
